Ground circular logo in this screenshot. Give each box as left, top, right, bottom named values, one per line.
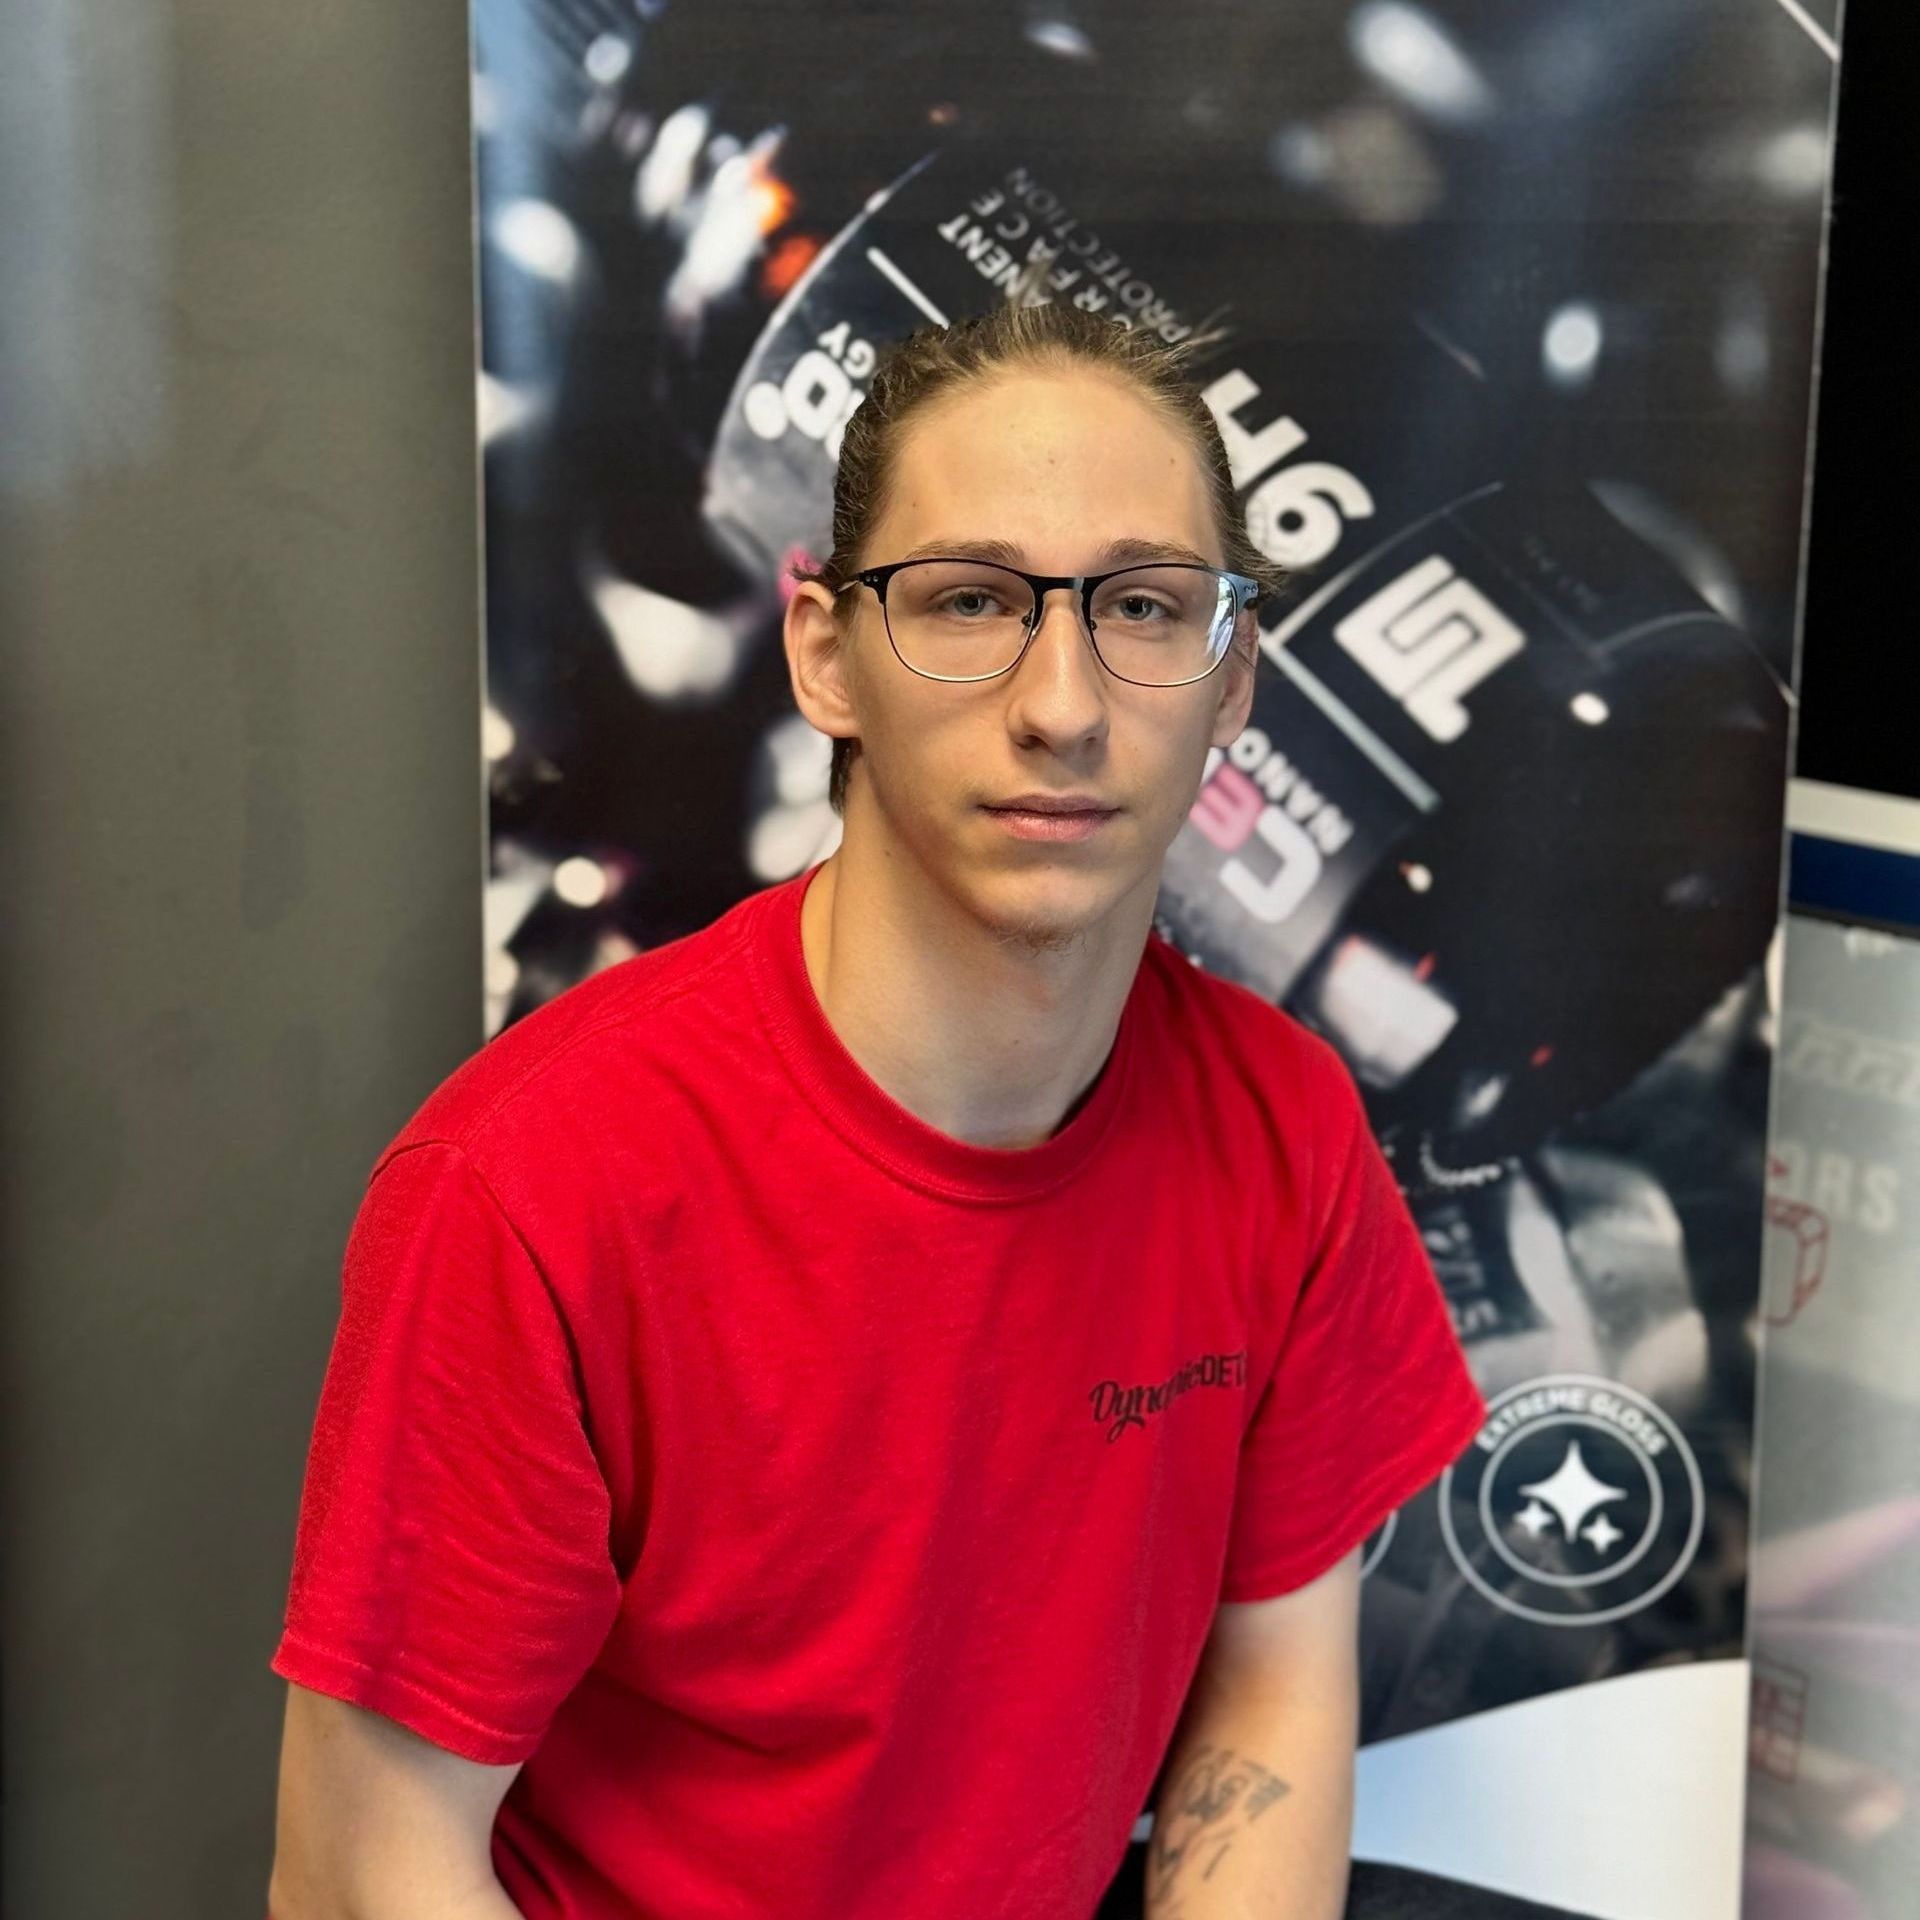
left=1438, top=1374, right=1704, bottom=1627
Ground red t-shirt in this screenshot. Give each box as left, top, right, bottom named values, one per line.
left=269, top=863, right=1484, bottom=1919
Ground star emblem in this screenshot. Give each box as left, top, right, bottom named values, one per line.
left=1518, top=1441, right=1627, bottom=1542
left=1583, top=1512, right=1625, bottom=1555
left=1514, top=1499, right=1554, bottom=1538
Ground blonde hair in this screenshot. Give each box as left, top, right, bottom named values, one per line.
left=790, top=299, right=1285, bottom=813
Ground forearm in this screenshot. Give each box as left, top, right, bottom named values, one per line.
left=1143, top=1656, right=1358, bottom=1920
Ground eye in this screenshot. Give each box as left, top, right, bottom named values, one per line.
left=935, top=586, right=1010, bottom=619
left=1113, top=591, right=1171, bottom=622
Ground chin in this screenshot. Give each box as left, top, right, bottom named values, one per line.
left=988, top=909, right=1094, bottom=958
left=961, top=861, right=1131, bottom=957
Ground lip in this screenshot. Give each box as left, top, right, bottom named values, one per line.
left=987, top=792, right=1117, bottom=815
left=981, top=794, right=1120, bottom=843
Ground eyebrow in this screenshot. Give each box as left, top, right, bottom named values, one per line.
left=894, top=536, right=1219, bottom=572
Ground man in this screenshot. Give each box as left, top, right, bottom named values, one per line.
left=266, top=302, right=1486, bottom=1920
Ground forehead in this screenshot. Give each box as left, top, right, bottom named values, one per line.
left=867, top=364, right=1220, bottom=569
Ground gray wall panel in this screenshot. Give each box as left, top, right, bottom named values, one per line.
left=0, top=2, right=482, bottom=1912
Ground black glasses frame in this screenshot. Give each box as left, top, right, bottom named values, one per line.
left=834, top=557, right=1262, bottom=687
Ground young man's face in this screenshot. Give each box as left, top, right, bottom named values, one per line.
left=789, top=363, right=1256, bottom=952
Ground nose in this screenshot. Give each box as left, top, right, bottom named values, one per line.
left=1003, top=585, right=1110, bottom=756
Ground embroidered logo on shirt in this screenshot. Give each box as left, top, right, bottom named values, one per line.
left=1088, top=1349, right=1248, bottom=1443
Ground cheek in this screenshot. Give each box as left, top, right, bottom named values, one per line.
left=1115, top=692, right=1220, bottom=785
left=861, top=674, right=982, bottom=784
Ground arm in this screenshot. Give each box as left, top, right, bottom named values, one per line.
left=1145, top=1547, right=1362, bottom=1920
left=266, top=1682, right=528, bottom=1920
left=264, top=1143, right=624, bottom=1919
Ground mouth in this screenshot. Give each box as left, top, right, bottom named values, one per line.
left=980, top=795, right=1121, bottom=842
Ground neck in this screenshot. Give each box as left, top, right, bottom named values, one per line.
left=798, top=828, right=1154, bottom=1151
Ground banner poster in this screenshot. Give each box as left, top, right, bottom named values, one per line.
left=1747, top=915, right=1920, bottom=1920
left=470, top=4, right=1839, bottom=1914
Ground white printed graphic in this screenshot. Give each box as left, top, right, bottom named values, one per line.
left=1220, top=804, right=1324, bottom=925
left=1334, top=553, right=1524, bottom=742
left=1202, top=368, right=1375, bottom=571
left=1440, top=1375, right=1704, bottom=1627
left=740, top=321, right=876, bottom=460
left=1516, top=1442, right=1629, bottom=1556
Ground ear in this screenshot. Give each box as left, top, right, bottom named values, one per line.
left=1208, top=607, right=1260, bottom=749
left=784, top=580, right=861, bottom=746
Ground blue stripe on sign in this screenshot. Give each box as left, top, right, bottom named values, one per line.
left=1787, top=832, right=1920, bottom=933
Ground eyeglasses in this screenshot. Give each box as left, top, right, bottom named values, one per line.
left=835, top=557, right=1261, bottom=687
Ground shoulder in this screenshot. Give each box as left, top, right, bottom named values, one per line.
left=1140, top=931, right=1353, bottom=1101
left=1136, top=932, right=1366, bottom=1165
left=377, top=885, right=774, bottom=1182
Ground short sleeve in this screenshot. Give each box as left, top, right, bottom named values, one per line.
left=1219, top=1060, right=1487, bottom=1602
left=269, top=1139, right=621, bottom=1763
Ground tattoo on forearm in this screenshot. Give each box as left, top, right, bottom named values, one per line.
left=1147, top=1742, right=1292, bottom=1912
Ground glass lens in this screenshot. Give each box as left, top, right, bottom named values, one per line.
left=884, top=561, right=1035, bottom=678
left=1087, top=566, right=1234, bottom=684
